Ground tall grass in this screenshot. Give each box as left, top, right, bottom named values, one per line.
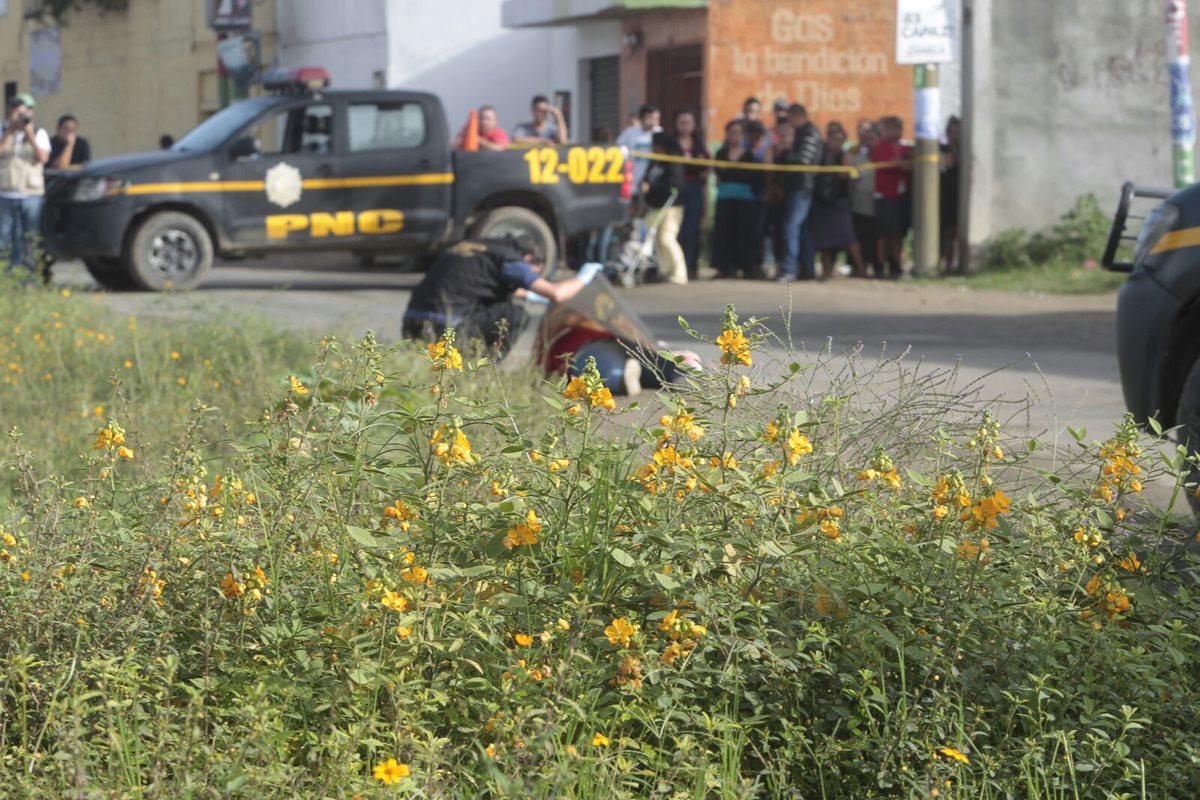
left=1, top=286, right=1199, bottom=798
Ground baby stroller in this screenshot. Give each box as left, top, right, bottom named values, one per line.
left=605, top=189, right=678, bottom=289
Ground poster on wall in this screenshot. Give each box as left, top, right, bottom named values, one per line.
left=208, top=0, right=252, bottom=32
left=29, top=25, right=62, bottom=97
left=219, top=31, right=262, bottom=95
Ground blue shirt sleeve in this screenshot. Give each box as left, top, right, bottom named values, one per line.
left=500, top=260, right=539, bottom=290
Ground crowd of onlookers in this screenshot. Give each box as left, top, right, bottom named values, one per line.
left=460, top=93, right=964, bottom=285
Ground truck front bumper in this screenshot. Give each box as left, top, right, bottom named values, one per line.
left=41, top=197, right=129, bottom=260
left=1116, top=268, right=1182, bottom=425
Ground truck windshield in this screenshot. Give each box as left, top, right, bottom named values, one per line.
left=171, top=99, right=277, bottom=153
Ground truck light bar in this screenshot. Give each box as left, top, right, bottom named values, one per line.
left=262, top=67, right=331, bottom=94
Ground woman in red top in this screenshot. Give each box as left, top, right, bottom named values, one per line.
left=870, top=115, right=911, bottom=279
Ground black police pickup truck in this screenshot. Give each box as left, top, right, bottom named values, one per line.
left=42, top=69, right=629, bottom=290
left=1104, top=181, right=1200, bottom=468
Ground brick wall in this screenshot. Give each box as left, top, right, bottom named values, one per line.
left=706, top=0, right=913, bottom=136
left=620, top=8, right=707, bottom=123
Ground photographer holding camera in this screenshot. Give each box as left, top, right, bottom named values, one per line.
left=0, top=93, right=51, bottom=278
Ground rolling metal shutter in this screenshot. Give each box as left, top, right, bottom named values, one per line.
left=589, top=56, right=621, bottom=140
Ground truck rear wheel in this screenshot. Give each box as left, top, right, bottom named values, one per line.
left=471, top=206, right=558, bottom=276
left=83, top=258, right=138, bottom=291
left=126, top=211, right=213, bottom=291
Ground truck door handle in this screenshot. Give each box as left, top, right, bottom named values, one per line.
left=316, top=163, right=334, bottom=176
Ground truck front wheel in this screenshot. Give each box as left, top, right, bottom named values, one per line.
left=83, top=257, right=138, bottom=291
left=126, top=211, right=214, bottom=291
left=471, top=207, right=558, bottom=276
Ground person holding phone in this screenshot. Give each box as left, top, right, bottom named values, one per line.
left=0, top=93, right=51, bottom=277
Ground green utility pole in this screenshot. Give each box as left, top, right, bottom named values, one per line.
left=912, top=64, right=941, bottom=277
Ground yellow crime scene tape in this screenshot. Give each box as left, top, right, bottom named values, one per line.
left=629, top=149, right=942, bottom=179
left=505, top=141, right=941, bottom=179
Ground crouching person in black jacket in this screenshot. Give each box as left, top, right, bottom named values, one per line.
left=402, top=235, right=599, bottom=359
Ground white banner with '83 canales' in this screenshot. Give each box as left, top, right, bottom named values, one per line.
left=896, top=0, right=956, bottom=65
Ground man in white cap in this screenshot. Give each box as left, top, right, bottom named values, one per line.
left=0, top=93, right=51, bottom=278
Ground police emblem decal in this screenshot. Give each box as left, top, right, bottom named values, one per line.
left=264, top=162, right=303, bottom=208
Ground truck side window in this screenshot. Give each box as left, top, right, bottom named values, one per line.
left=348, top=102, right=426, bottom=152
left=245, top=104, right=333, bottom=156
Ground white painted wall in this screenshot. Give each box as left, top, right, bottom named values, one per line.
left=383, top=1, right=618, bottom=140
left=276, top=0, right=388, bottom=89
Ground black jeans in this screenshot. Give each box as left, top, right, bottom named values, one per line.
left=712, top=198, right=763, bottom=279
left=403, top=301, right=529, bottom=359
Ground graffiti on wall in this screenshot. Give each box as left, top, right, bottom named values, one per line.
left=709, top=1, right=912, bottom=126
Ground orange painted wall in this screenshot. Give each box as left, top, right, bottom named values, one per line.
left=705, top=0, right=914, bottom=134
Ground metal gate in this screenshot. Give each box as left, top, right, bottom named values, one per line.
left=588, top=56, right=621, bottom=141
left=646, top=44, right=704, bottom=132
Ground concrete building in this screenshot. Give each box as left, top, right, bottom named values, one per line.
left=502, top=0, right=924, bottom=138
left=0, top=0, right=278, bottom=158
left=276, top=0, right=622, bottom=149
left=962, top=0, right=1200, bottom=245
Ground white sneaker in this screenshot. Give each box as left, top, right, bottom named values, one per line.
left=623, top=359, right=643, bottom=396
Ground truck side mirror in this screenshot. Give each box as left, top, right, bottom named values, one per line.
left=229, top=136, right=260, bottom=161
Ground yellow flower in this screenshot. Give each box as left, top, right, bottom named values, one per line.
left=820, top=519, right=841, bottom=540
left=562, top=375, right=589, bottom=401
left=372, top=758, right=411, bottom=784
left=965, top=489, right=1010, bottom=531
left=604, top=617, right=637, bottom=647
left=123, top=359, right=133, bottom=369
left=380, top=591, right=408, bottom=612
left=93, top=421, right=126, bottom=450
left=426, top=339, right=463, bottom=371
left=429, top=425, right=476, bottom=465
left=170, top=350, right=181, bottom=361
left=1116, top=553, right=1142, bottom=573
left=932, top=505, right=949, bottom=520
left=589, top=386, right=616, bottom=411
left=400, top=565, right=428, bottom=584
left=557, top=617, right=571, bottom=631
left=785, top=428, right=813, bottom=465
left=484, top=743, right=497, bottom=759
left=514, top=632, right=533, bottom=647
left=591, top=732, right=610, bottom=747
left=502, top=509, right=542, bottom=550
left=117, top=446, right=135, bottom=461
left=220, top=573, right=245, bottom=599
left=660, top=642, right=682, bottom=665
left=938, top=746, right=970, bottom=764
left=716, top=328, right=752, bottom=367
left=1, top=532, right=14, bottom=546
left=395, top=625, right=412, bottom=640
left=1104, top=590, right=1132, bottom=617
left=659, top=609, right=680, bottom=632
left=288, top=375, right=310, bottom=395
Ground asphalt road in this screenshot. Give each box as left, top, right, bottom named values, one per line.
left=53, top=256, right=1127, bottom=445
